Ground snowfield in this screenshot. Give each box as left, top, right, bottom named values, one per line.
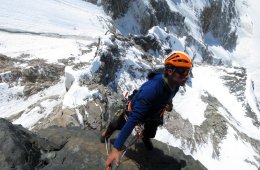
left=0, top=0, right=110, bottom=62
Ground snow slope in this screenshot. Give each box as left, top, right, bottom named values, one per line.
left=156, top=65, right=260, bottom=170
left=232, top=0, right=260, bottom=102
left=0, top=0, right=109, bottom=122
left=0, top=0, right=110, bottom=62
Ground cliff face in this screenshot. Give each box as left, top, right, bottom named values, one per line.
left=0, top=118, right=207, bottom=170
left=102, top=0, right=239, bottom=50
left=102, top=0, right=188, bottom=35
left=200, top=0, right=238, bottom=50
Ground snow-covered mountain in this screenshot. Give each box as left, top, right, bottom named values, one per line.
left=0, top=0, right=260, bottom=170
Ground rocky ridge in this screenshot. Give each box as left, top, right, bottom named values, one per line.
left=0, top=118, right=207, bottom=170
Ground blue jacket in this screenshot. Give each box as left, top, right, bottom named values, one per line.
left=113, top=73, right=179, bottom=149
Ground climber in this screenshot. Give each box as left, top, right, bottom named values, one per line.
left=104, top=51, right=193, bottom=170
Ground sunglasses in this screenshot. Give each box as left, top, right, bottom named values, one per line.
left=173, top=68, right=190, bottom=76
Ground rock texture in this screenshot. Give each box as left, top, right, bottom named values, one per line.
left=0, top=118, right=42, bottom=169
left=200, top=0, right=238, bottom=50
left=102, top=0, right=188, bottom=35
left=0, top=55, right=65, bottom=97
left=0, top=118, right=207, bottom=170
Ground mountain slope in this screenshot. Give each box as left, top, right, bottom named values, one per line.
left=0, top=0, right=260, bottom=170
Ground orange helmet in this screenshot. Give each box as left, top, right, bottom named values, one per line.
left=164, top=51, right=192, bottom=68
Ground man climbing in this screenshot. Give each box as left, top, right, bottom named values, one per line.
left=104, top=51, right=193, bottom=169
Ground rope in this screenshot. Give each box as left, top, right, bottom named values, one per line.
left=106, top=124, right=143, bottom=169
left=105, top=138, right=109, bottom=155
left=118, top=124, right=143, bottom=159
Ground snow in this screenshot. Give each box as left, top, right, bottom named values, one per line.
left=76, top=109, right=84, bottom=126
left=0, top=79, right=65, bottom=128
left=13, top=98, right=61, bottom=129
left=245, top=73, right=260, bottom=120
left=208, top=45, right=231, bottom=64
left=0, top=79, right=65, bottom=118
left=0, top=0, right=109, bottom=37
left=193, top=127, right=259, bottom=170
left=232, top=0, right=260, bottom=101
left=0, top=83, right=24, bottom=117
left=156, top=126, right=259, bottom=170
left=0, top=31, right=93, bottom=63
left=115, top=1, right=146, bottom=35
left=0, top=0, right=110, bottom=63
left=148, top=26, right=185, bottom=52
left=63, top=82, right=99, bottom=108
left=171, top=65, right=260, bottom=138
left=193, top=66, right=260, bottom=140
left=165, top=0, right=207, bottom=42
left=90, top=56, right=101, bottom=73
left=158, top=64, right=260, bottom=169
left=173, top=79, right=207, bottom=125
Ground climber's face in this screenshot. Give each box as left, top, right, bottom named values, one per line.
left=166, top=68, right=190, bottom=86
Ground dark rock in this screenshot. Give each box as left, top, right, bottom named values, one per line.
left=101, top=0, right=130, bottom=19
left=0, top=118, right=207, bottom=170
left=21, top=63, right=65, bottom=96
left=22, top=63, right=64, bottom=84
left=102, top=0, right=188, bottom=35
left=23, top=82, right=53, bottom=96
left=0, top=54, right=14, bottom=72
left=150, top=0, right=189, bottom=36
left=57, top=57, right=75, bottom=66
left=185, top=35, right=216, bottom=65
left=38, top=126, right=207, bottom=170
left=0, top=118, right=42, bottom=169
left=82, top=0, right=98, bottom=5
left=92, top=38, right=122, bottom=88
left=132, top=34, right=161, bottom=52
left=200, top=0, right=238, bottom=50
left=0, top=55, right=65, bottom=97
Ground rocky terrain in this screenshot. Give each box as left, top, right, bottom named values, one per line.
left=0, top=118, right=207, bottom=170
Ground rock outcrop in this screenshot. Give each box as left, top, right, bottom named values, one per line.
left=0, top=55, right=65, bottom=97
left=200, top=0, right=238, bottom=50
left=0, top=118, right=207, bottom=170
left=102, top=0, right=188, bottom=35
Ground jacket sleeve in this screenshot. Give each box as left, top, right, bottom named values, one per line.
left=113, top=86, right=156, bottom=149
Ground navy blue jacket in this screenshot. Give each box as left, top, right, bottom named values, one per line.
left=113, top=73, right=179, bottom=149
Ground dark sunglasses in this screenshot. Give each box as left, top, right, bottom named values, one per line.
left=173, top=68, right=191, bottom=76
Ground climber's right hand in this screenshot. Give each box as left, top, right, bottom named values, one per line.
left=106, top=147, right=122, bottom=170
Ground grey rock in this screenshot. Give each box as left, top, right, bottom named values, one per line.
left=103, top=0, right=188, bottom=35
left=200, top=0, right=238, bottom=50
left=0, top=118, right=207, bottom=170
left=150, top=0, right=188, bottom=36
left=0, top=55, right=65, bottom=97
left=221, top=66, right=260, bottom=127
left=101, top=0, right=130, bottom=19
left=22, top=63, right=64, bottom=96
left=0, top=118, right=41, bottom=170
left=38, top=125, right=207, bottom=170
left=132, top=34, right=161, bottom=52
